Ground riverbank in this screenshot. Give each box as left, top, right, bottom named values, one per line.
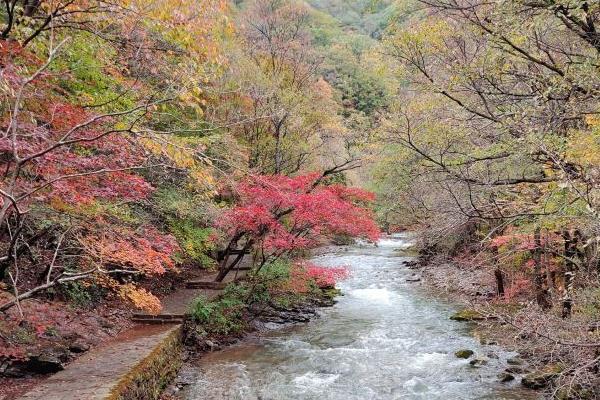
left=161, top=278, right=342, bottom=398
left=412, top=252, right=597, bottom=399
left=0, top=267, right=220, bottom=400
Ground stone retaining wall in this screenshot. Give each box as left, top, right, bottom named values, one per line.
left=109, top=326, right=182, bottom=400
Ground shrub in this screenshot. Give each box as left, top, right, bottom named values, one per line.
left=188, top=287, right=247, bottom=335
left=168, top=220, right=217, bottom=268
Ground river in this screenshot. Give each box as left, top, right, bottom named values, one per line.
left=179, top=234, right=538, bottom=400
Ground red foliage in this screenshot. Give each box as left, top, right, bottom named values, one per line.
left=489, top=229, right=562, bottom=252
left=0, top=302, right=69, bottom=362
left=279, top=262, right=312, bottom=294
left=272, top=261, right=350, bottom=294
left=0, top=62, right=153, bottom=212
left=80, top=226, right=180, bottom=275
left=218, top=173, right=380, bottom=253
left=304, top=263, right=349, bottom=288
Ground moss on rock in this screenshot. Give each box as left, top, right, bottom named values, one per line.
left=454, top=349, right=474, bottom=359
left=449, top=309, right=486, bottom=321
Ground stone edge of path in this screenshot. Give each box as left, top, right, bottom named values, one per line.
left=17, top=324, right=182, bottom=400
left=17, top=267, right=249, bottom=399
left=107, top=324, right=182, bottom=400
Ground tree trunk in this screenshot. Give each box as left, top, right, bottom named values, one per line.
left=214, top=240, right=253, bottom=282
left=533, top=227, right=552, bottom=310
left=491, top=246, right=504, bottom=297
left=562, top=230, right=577, bottom=318
left=274, top=131, right=282, bottom=174
left=272, top=114, right=287, bottom=174
left=494, top=268, right=505, bottom=297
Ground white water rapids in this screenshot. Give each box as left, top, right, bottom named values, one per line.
left=179, top=234, right=538, bottom=400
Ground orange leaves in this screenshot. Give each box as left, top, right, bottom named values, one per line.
left=79, top=226, right=179, bottom=276
left=313, top=78, right=334, bottom=101
left=118, top=284, right=162, bottom=314
left=96, top=276, right=162, bottom=313
left=49, top=103, right=89, bottom=131
left=81, top=226, right=178, bottom=313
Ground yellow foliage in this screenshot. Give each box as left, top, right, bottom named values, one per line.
left=387, top=18, right=450, bottom=54
left=118, top=284, right=163, bottom=314
left=566, top=128, right=600, bottom=167
left=140, top=136, right=216, bottom=195
left=123, top=0, right=232, bottom=61
left=93, top=276, right=161, bottom=314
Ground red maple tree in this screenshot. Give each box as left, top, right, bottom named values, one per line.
left=215, top=173, right=380, bottom=281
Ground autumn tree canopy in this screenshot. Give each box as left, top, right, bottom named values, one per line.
left=0, top=0, right=382, bottom=317
left=215, top=172, right=380, bottom=281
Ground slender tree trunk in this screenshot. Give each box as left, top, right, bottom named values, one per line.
left=491, top=246, right=504, bottom=297
left=533, top=227, right=551, bottom=310
left=274, top=132, right=282, bottom=174
left=215, top=240, right=253, bottom=282
left=542, top=232, right=555, bottom=300
left=494, top=268, right=505, bottom=297
left=272, top=114, right=287, bottom=174
left=562, top=230, right=577, bottom=318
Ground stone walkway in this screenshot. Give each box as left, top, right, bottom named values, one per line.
left=17, top=268, right=248, bottom=399
left=132, top=270, right=243, bottom=323
left=18, top=324, right=179, bottom=400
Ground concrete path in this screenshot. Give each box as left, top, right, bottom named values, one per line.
left=17, top=268, right=249, bottom=399
left=18, top=325, right=179, bottom=400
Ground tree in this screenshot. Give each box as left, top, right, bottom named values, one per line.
left=373, top=2, right=600, bottom=394
left=207, top=0, right=328, bottom=175
left=214, top=170, right=380, bottom=281
left=0, top=0, right=230, bottom=314
left=378, top=0, right=600, bottom=286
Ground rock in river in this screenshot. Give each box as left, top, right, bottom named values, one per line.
left=497, top=372, right=515, bottom=382
left=521, top=364, right=563, bottom=389
left=454, top=349, right=474, bottom=359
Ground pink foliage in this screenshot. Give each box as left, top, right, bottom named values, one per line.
left=218, top=173, right=381, bottom=253
left=304, top=263, right=349, bottom=288
left=275, top=262, right=350, bottom=294
left=489, top=230, right=561, bottom=252
left=0, top=99, right=153, bottom=208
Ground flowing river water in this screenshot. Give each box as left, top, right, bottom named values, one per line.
left=179, top=234, right=538, bottom=400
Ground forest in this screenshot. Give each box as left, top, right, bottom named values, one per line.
left=1, top=0, right=600, bottom=399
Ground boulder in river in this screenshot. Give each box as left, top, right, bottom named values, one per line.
left=497, top=372, right=515, bottom=382
left=505, top=365, right=529, bottom=375
left=506, top=356, right=524, bottom=365
left=469, top=357, right=489, bottom=367
left=454, top=349, right=474, bottom=359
